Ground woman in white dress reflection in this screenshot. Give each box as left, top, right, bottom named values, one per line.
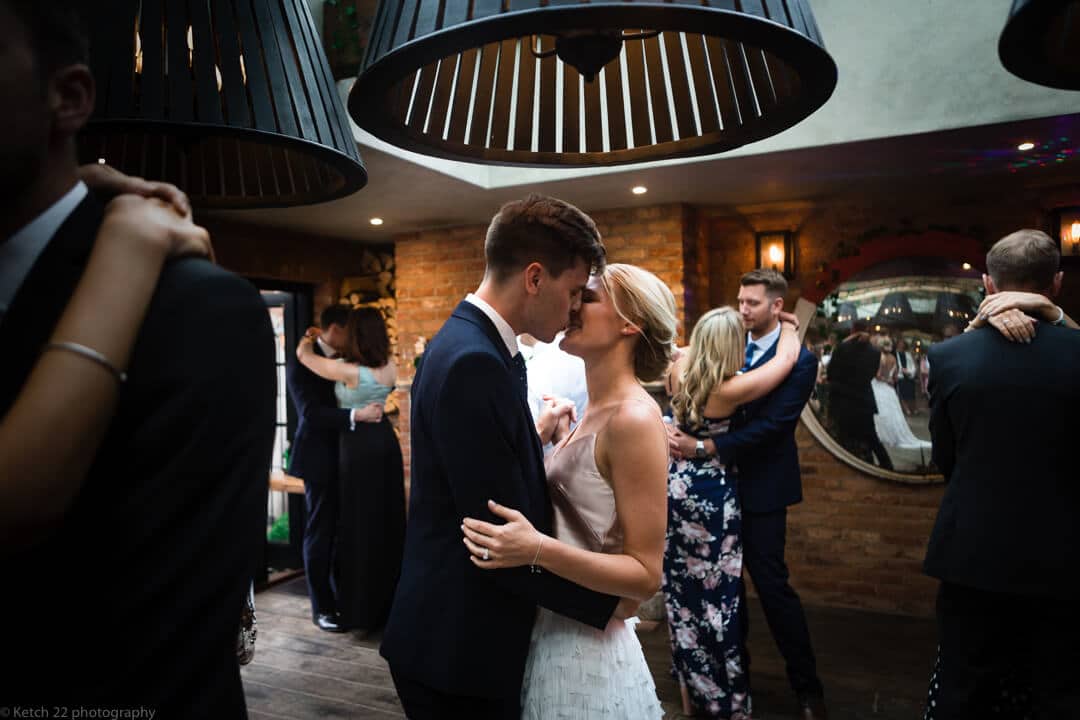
left=871, top=338, right=931, bottom=449
left=461, top=264, right=677, bottom=719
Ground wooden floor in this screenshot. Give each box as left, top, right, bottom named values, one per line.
left=243, top=577, right=936, bottom=719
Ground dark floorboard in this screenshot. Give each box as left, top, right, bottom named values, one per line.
left=243, top=577, right=935, bottom=719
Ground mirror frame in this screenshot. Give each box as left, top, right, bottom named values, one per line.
left=795, top=230, right=985, bottom=484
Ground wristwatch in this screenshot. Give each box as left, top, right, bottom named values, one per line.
left=695, top=439, right=707, bottom=459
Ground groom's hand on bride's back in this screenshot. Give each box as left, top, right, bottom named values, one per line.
left=613, top=597, right=640, bottom=620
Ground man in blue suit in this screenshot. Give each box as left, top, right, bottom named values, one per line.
left=286, top=304, right=379, bottom=632
left=381, top=195, right=621, bottom=719
left=669, top=269, right=826, bottom=720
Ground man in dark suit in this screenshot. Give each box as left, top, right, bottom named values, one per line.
left=381, top=195, right=621, bottom=719
left=0, top=3, right=275, bottom=715
left=923, top=229, right=1080, bottom=718
left=286, top=304, right=359, bottom=632
left=669, top=269, right=827, bottom=720
left=827, top=323, right=894, bottom=470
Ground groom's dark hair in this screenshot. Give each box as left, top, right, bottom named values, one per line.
left=319, top=304, right=350, bottom=329
left=986, top=229, right=1059, bottom=291
left=484, top=194, right=606, bottom=282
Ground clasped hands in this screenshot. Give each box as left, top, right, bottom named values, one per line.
left=535, top=395, right=578, bottom=446
left=965, top=291, right=1060, bottom=343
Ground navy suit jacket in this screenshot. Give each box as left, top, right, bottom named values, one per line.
left=923, top=325, right=1080, bottom=595
left=0, top=195, right=275, bottom=715
left=380, top=301, right=617, bottom=698
left=711, top=341, right=818, bottom=513
left=286, top=341, right=351, bottom=484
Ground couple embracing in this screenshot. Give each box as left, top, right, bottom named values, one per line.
left=380, top=195, right=676, bottom=718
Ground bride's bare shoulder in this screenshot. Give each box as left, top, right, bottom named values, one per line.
left=603, top=395, right=665, bottom=443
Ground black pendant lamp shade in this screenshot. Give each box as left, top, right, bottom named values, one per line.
left=834, top=301, right=857, bottom=331
left=349, top=0, right=837, bottom=166
left=872, top=291, right=915, bottom=327
left=999, top=0, right=1080, bottom=90
left=79, top=0, right=367, bottom=208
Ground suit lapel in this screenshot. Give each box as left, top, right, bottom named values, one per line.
left=0, top=195, right=103, bottom=414
left=451, top=301, right=544, bottom=465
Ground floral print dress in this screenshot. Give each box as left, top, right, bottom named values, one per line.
left=663, top=416, right=751, bottom=719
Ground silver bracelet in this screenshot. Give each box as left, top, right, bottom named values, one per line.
left=1052, top=305, right=1066, bottom=326
left=42, top=341, right=127, bottom=384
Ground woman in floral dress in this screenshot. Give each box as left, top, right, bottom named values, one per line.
left=665, top=306, right=801, bottom=718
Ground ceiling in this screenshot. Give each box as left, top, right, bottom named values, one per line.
left=203, top=112, right=1080, bottom=243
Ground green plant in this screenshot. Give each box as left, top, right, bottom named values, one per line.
left=268, top=513, right=290, bottom=543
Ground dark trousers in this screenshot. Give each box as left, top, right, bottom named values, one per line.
left=742, top=508, right=824, bottom=699
left=302, top=475, right=339, bottom=618
left=933, top=582, right=1079, bottom=719
left=390, top=667, right=519, bottom=720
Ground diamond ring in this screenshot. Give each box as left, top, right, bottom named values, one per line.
left=482, top=548, right=490, bottom=561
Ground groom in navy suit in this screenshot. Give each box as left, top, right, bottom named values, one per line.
left=669, top=269, right=825, bottom=720
left=286, top=303, right=352, bottom=632
left=381, top=195, right=621, bottom=719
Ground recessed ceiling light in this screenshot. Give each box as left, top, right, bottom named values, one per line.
left=631, top=185, right=648, bottom=195
left=1017, top=142, right=1035, bottom=151
left=369, top=217, right=384, bottom=226
left=962, top=262, right=972, bottom=270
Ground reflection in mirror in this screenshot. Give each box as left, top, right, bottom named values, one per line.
left=805, top=259, right=983, bottom=476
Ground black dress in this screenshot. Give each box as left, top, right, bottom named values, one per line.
left=334, top=370, right=406, bottom=630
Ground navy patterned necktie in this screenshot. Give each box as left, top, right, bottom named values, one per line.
left=511, top=352, right=528, bottom=402
left=741, top=342, right=758, bottom=373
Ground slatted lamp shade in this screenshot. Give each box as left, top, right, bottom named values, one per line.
left=872, top=291, right=915, bottom=328
left=349, top=0, right=837, bottom=166
left=999, top=0, right=1080, bottom=91
left=78, top=0, right=367, bottom=209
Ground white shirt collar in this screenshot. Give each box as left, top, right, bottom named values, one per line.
left=316, top=337, right=337, bottom=358
left=747, top=322, right=782, bottom=364
left=465, top=293, right=519, bottom=357
left=0, top=181, right=87, bottom=316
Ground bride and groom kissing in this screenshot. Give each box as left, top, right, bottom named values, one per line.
left=379, top=194, right=677, bottom=719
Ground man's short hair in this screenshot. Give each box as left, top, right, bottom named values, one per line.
left=986, top=229, right=1060, bottom=291
left=484, top=194, right=606, bottom=281
left=4, top=1, right=89, bottom=81
left=319, top=304, right=350, bottom=329
left=740, top=268, right=788, bottom=299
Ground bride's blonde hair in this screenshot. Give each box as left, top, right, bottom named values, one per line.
left=598, top=263, right=677, bottom=383
left=671, top=307, right=745, bottom=429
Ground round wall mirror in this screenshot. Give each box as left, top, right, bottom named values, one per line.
left=798, top=233, right=985, bottom=483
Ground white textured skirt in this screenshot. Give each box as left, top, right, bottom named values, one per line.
left=521, top=608, right=664, bottom=719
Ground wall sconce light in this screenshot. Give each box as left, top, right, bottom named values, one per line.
left=755, top=231, right=796, bottom=278
left=1053, top=206, right=1080, bottom=261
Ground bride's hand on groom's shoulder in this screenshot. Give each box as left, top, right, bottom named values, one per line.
left=461, top=500, right=545, bottom=570
left=968, top=307, right=1036, bottom=343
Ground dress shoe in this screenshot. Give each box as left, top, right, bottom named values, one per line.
left=314, top=612, right=347, bottom=633
left=799, top=695, right=828, bottom=720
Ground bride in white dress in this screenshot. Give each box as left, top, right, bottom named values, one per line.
left=461, top=263, right=677, bottom=719
left=871, top=339, right=931, bottom=449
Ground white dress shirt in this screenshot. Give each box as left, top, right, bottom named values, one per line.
left=0, top=181, right=87, bottom=321
left=746, top=322, right=782, bottom=368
